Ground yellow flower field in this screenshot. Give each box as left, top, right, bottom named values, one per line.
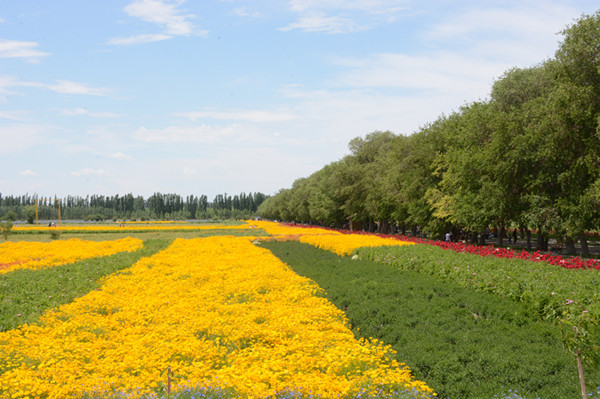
left=251, top=220, right=339, bottom=236
left=0, top=236, right=433, bottom=399
left=250, top=221, right=414, bottom=256
left=298, top=233, right=415, bottom=256
left=13, top=223, right=249, bottom=232
left=0, top=237, right=143, bottom=274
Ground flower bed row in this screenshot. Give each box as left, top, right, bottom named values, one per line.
left=253, top=221, right=416, bottom=256
left=252, top=220, right=340, bottom=237
left=298, top=234, right=415, bottom=256
left=0, top=238, right=143, bottom=273
left=12, top=223, right=248, bottom=232
left=0, top=236, right=433, bottom=399
left=275, top=222, right=600, bottom=270
left=396, top=236, right=600, bottom=270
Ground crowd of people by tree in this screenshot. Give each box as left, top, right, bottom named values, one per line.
left=257, top=12, right=600, bottom=256
left=0, top=191, right=267, bottom=222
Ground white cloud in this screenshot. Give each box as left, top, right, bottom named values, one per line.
left=19, top=170, right=37, bottom=176
left=71, top=168, right=109, bottom=177
left=332, top=52, right=502, bottom=96
left=46, top=80, right=111, bottom=96
left=281, top=0, right=408, bottom=32
left=107, top=33, right=172, bottom=45
left=182, top=166, right=199, bottom=176
left=0, top=75, right=24, bottom=95
left=0, top=110, right=29, bottom=121
left=175, top=109, right=297, bottom=123
left=133, top=124, right=246, bottom=144
left=109, top=0, right=207, bottom=45
left=0, top=125, right=47, bottom=155
left=125, top=0, right=195, bottom=35
left=13, top=79, right=112, bottom=96
left=422, top=3, right=581, bottom=65
left=233, top=7, right=261, bottom=18
left=110, top=152, right=134, bottom=160
left=61, top=144, right=94, bottom=155
left=288, top=0, right=408, bottom=14
left=58, top=108, right=118, bottom=118
left=277, top=84, right=468, bottom=140
left=0, top=39, right=49, bottom=60
left=279, top=13, right=365, bottom=33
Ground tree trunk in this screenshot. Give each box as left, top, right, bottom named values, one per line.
left=579, top=232, right=590, bottom=256
left=497, top=222, right=505, bottom=247
left=379, top=221, right=389, bottom=234
left=368, top=220, right=376, bottom=232
left=471, top=232, right=478, bottom=245
left=526, top=229, right=531, bottom=250
left=536, top=228, right=545, bottom=251
left=542, top=234, right=549, bottom=251
left=478, top=231, right=486, bottom=246
left=565, top=238, right=576, bottom=255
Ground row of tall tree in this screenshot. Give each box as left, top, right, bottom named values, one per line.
left=0, top=191, right=267, bottom=221
left=258, top=12, right=600, bottom=255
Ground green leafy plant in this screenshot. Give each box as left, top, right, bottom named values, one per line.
left=561, top=311, right=600, bottom=399
left=49, top=229, right=62, bottom=240
left=0, top=221, right=13, bottom=240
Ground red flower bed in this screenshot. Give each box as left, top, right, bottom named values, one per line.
left=393, top=235, right=600, bottom=270
left=281, top=223, right=600, bottom=270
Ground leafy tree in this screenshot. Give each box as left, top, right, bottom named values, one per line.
left=24, top=205, right=36, bottom=224
left=551, top=11, right=600, bottom=253
left=388, top=122, right=447, bottom=237
left=2, top=211, right=18, bottom=222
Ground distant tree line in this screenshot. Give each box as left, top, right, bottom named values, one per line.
left=0, top=191, right=267, bottom=222
left=258, top=12, right=600, bottom=255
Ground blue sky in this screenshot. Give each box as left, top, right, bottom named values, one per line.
left=1, top=1, right=598, bottom=199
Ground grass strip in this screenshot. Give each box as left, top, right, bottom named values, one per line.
left=0, top=238, right=171, bottom=332
left=261, top=240, right=599, bottom=399
left=7, top=228, right=265, bottom=239
left=355, top=244, right=600, bottom=323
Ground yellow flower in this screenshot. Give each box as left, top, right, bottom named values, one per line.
left=0, top=236, right=432, bottom=398
left=250, top=220, right=340, bottom=237
left=0, top=237, right=143, bottom=273
left=298, top=233, right=415, bottom=256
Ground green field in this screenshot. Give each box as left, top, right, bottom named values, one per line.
left=262, top=240, right=600, bottom=399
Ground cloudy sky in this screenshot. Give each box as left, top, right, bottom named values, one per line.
left=1, top=1, right=598, bottom=199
